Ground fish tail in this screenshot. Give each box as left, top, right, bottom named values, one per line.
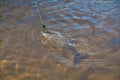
left=73, top=54, right=82, bottom=65
left=69, top=46, right=82, bottom=65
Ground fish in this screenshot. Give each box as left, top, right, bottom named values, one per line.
left=41, top=30, right=84, bottom=65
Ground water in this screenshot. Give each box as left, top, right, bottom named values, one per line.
left=0, top=0, right=120, bottom=80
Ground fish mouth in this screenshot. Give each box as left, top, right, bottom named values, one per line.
left=42, top=33, right=47, bottom=37
left=41, top=31, right=47, bottom=41
left=41, top=31, right=49, bottom=44
left=41, top=31, right=48, bottom=37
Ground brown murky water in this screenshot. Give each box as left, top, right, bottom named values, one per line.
left=0, top=0, right=120, bottom=80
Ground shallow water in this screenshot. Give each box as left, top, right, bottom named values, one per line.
left=0, top=0, right=120, bottom=80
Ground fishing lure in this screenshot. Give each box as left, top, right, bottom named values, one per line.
left=42, top=24, right=47, bottom=32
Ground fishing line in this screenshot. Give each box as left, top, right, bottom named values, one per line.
left=32, top=0, right=46, bottom=31
left=32, top=0, right=44, bottom=24
left=25, top=0, right=46, bottom=40
left=31, top=0, right=65, bottom=31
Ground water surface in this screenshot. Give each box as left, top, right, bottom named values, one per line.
left=0, top=0, right=120, bottom=80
